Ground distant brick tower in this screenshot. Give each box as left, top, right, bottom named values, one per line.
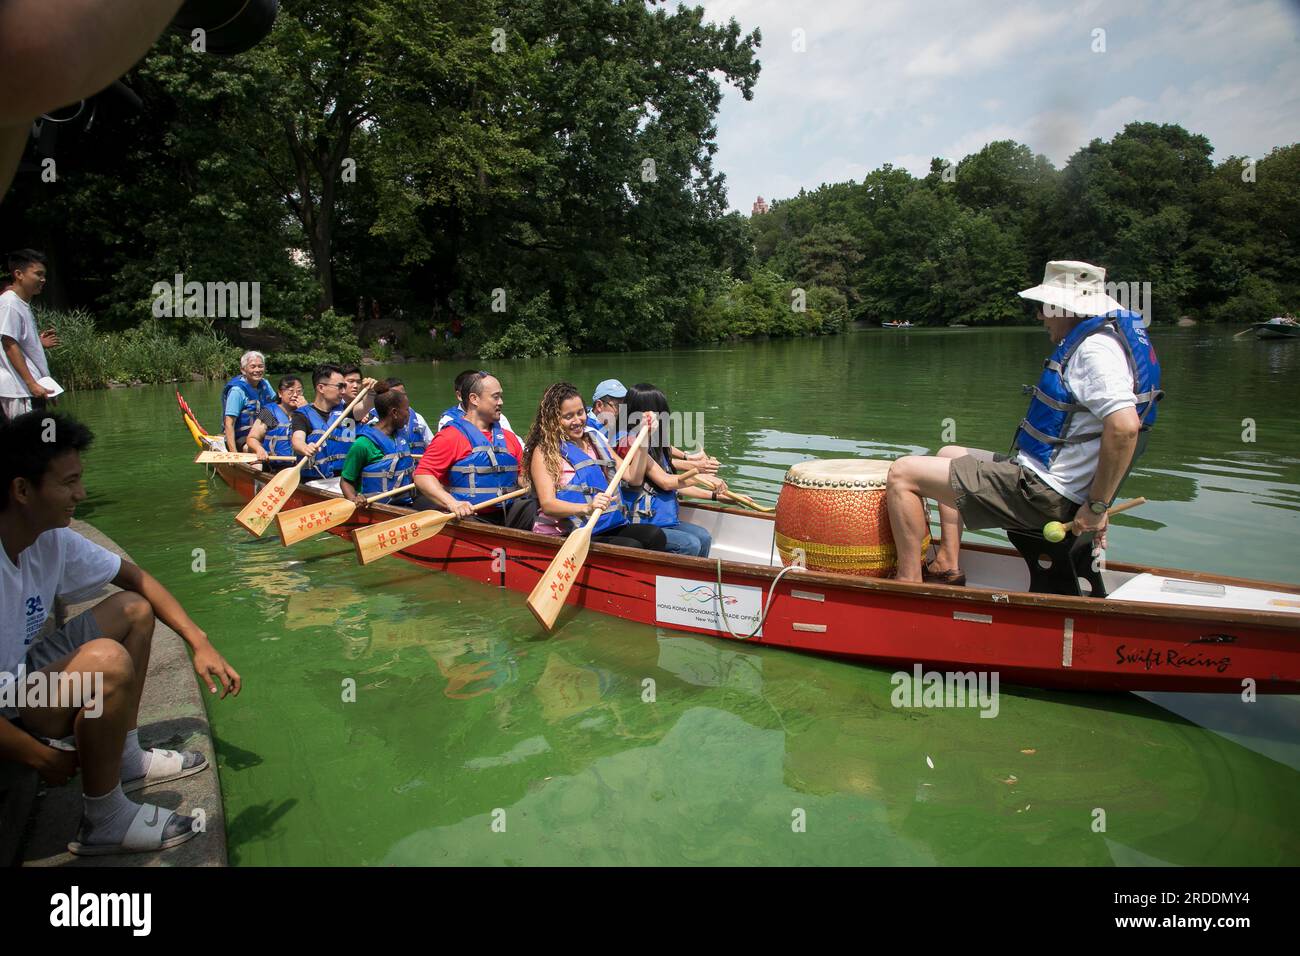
left=751, top=195, right=769, bottom=215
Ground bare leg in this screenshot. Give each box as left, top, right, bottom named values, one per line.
left=929, top=446, right=996, bottom=572
left=886, top=455, right=962, bottom=583
left=18, top=592, right=155, bottom=797
left=19, top=639, right=137, bottom=797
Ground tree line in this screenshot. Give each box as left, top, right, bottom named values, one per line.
left=2, top=1, right=1294, bottom=370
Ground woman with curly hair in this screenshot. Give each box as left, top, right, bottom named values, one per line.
left=525, top=382, right=668, bottom=551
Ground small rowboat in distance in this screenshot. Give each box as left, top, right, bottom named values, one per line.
left=1252, top=316, right=1300, bottom=340
left=179, top=394, right=1300, bottom=695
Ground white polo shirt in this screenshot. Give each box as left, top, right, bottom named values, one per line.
left=1015, top=327, right=1138, bottom=504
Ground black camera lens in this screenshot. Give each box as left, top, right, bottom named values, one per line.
left=170, top=0, right=280, bottom=56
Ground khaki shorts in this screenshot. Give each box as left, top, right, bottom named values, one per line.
left=949, top=454, right=1077, bottom=531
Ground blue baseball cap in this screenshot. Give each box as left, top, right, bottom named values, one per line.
left=592, top=379, right=627, bottom=402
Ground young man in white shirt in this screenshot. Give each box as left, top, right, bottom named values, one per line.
left=0, top=412, right=242, bottom=855
left=0, top=249, right=59, bottom=421
left=887, top=261, right=1155, bottom=585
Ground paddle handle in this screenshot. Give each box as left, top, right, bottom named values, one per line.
left=440, top=487, right=528, bottom=522
left=268, top=455, right=296, bottom=461
left=312, top=383, right=374, bottom=446
left=359, top=482, right=416, bottom=505
left=675, top=467, right=700, bottom=485
left=583, top=422, right=652, bottom=530
left=1066, top=496, right=1147, bottom=533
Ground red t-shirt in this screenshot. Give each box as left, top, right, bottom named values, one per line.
left=415, top=421, right=523, bottom=486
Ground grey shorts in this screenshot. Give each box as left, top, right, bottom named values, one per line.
left=0, top=608, right=103, bottom=720
left=949, top=454, right=1078, bottom=532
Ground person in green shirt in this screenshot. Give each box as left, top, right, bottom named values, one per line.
left=339, top=385, right=414, bottom=505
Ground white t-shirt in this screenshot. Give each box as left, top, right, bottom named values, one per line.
left=1, top=528, right=121, bottom=693
left=0, top=289, right=49, bottom=398
left=437, top=410, right=513, bottom=435
left=1015, top=327, right=1138, bottom=504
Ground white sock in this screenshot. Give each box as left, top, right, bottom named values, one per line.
left=119, top=728, right=152, bottom=782
left=82, top=785, right=139, bottom=843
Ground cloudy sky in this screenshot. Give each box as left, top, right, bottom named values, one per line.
left=696, top=0, right=1300, bottom=211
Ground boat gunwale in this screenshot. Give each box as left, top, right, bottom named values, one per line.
left=221, top=461, right=1300, bottom=633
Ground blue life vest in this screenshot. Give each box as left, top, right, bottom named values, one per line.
left=299, top=404, right=351, bottom=479
left=438, top=405, right=465, bottom=429
left=555, top=431, right=627, bottom=535
left=220, top=375, right=276, bottom=450
left=1012, top=309, right=1163, bottom=469
left=622, top=447, right=680, bottom=527
left=445, top=416, right=520, bottom=506
left=262, top=402, right=295, bottom=461
left=354, top=424, right=414, bottom=501
left=400, top=411, right=430, bottom=458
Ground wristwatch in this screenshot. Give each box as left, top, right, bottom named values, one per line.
left=1088, top=499, right=1108, bottom=515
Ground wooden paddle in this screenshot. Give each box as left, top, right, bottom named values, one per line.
left=353, top=488, right=529, bottom=565
left=689, top=474, right=772, bottom=512
left=196, top=451, right=295, bottom=464
left=235, top=384, right=372, bottom=537
left=1233, top=326, right=1256, bottom=339
left=526, top=420, right=654, bottom=631
left=1042, top=496, right=1147, bottom=542
left=277, top=483, right=417, bottom=546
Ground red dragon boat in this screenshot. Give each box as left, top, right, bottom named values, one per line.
left=178, top=394, right=1300, bottom=694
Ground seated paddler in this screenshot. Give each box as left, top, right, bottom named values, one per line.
left=886, top=260, right=1162, bottom=586
left=382, top=376, right=433, bottom=460
left=616, top=383, right=723, bottom=557
left=339, top=382, right=416, bottom=507
left=413, top=372, right=536, bottom=529
left=220, top=350, right=275, bottom=453
left=291, top=364, right=354, bottom=480
left=438, top=368, right=514, bottom=435
left=244, top=374, right=304, bottom=468
left=525, top=382, right=668, bottom=552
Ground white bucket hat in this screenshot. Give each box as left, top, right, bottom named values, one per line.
left=1018, top=260, right=1123, bottom=317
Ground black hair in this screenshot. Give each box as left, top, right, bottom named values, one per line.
left=7, top=249, right=46, bottom=276
left=625, top=383, right=672, bottom=459
left=312, top=363, right=343, bottom=388
left=277, top=375, right=302, bottom=391
left=0, top=412, right=94, bottom=510
left=374, top=388, right=409, bottom=420
left=383, top=376, right=404, bottom=389
left=463, top=371, right=498, bottom=409
left=453, top=369, right=481, bottom=401
left=340, top=364, right=362, bottom=378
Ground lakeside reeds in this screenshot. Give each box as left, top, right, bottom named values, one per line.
left=41, top=309, right=238, bottom=391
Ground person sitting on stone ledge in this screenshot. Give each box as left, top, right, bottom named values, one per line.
left=0, top=412, right=241, bottom=856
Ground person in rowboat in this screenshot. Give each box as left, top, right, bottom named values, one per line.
left=244, top=374, right=305, bottom=467
left=220, top=350, right=276, bottom=453
left=338, top=364, right=376, bottom=423
left=617, top=383, right=725, bottom=557
left=526, top=382, right=669, bottom=551
left=437, top=368, right=515, bottom=435
left=413, top=372, right=536, bottom=528
left=886, top=260, right=1162, bottom=585
left=339, top=383, right=416, bottom=507
left=0, top=412, right=241, bottom=856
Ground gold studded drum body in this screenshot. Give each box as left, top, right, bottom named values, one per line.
left=774, top=459, right=929, bottom=577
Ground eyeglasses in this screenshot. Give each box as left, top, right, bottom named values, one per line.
left=319, top=382, right=343, bottom=390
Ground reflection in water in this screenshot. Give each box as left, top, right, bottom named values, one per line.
left=58, top=328, right=1300, bottom=865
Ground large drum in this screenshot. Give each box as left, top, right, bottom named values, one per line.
left=774, top=459, right=929, bottom=577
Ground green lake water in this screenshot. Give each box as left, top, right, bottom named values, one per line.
left=59, top=326, right=1300, bottom=865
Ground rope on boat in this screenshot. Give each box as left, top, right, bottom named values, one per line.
left=713, top=557, right=807, bottom=641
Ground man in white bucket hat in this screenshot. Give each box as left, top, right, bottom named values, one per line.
left=886, top=260, right=1162, bottom=587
